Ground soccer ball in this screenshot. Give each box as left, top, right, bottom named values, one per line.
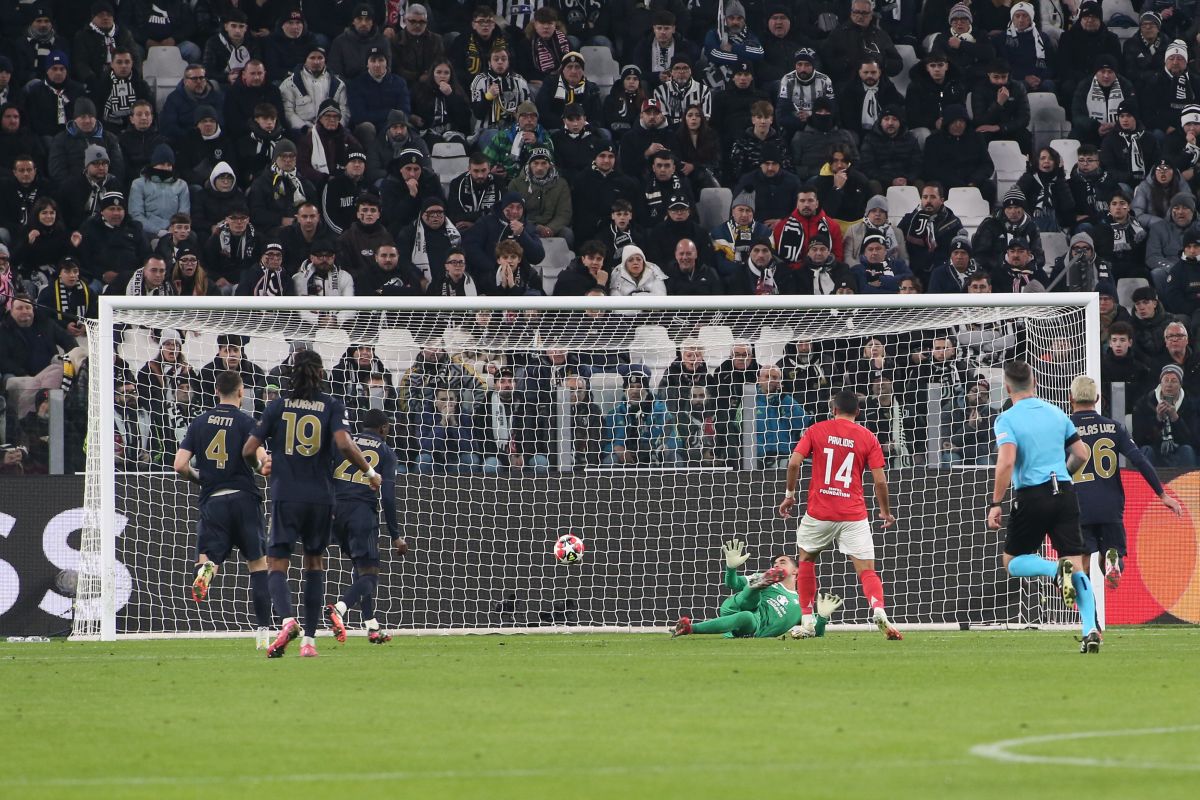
left=554, top=533, right=586, bottom=563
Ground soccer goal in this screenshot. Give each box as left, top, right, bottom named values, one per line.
left=72, top=293, right=1100, bottom=640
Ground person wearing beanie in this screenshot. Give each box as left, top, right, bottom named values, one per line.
left=732, top=141, right=804, bottom=226
left=651, top=55, right=712, bottom=129
left=821, top=0, right=903, bottom=85
left=195, top=332, right=267, bottom=415
left=128, top=143, right=189, bottom=240
left=774, top=231, right=851, bottom=295
left=1163, top=103, right=1200, bottom=182
left=970, top=58, right=1032, bottom=153
left=509, top=146, right=574, bottom=245
left=729, top=233, right=785, bottom=295
left=47, top=95, right=125, bottom=184
left=461, top=192, right=546, bottom=284
left=23, top=50, right=85, bottom=139
left=263, top=8, right=319, bottom=83
left=328, top=3, right=389, bottom=81
left=292, top=238, right=358, bottom=327
left=971, top=185, right=1044, bottom=273
left=348, top=46, right=411, bottom=139
left=481, top=99, right=554, bottom=179
left=77, top=192, right=151, bottom=288
left=378, top=147, right=444, bottom=232
left=365, top=107, right=430, bottom=184
left=1133, top=163, right=1191, bottom=228
left=279, top=45, right=349, bottom=134
left=56, top=143, right=120, bottom=232
left=296, top=98, right=364, bottom=184
left=1091, top=189, right=1150, bottom=282
left=549, top=103, right=604, bottom=182
left=647, top=194, right=718, bottom=275
left=1099, top=100, right=1159, bottom=188
left=852, top=230, right=913, bottom=294
left=859, top=106, right=921, bottom=191
left=571, top=149, right=642, bottom=242
left=928, top=4, right=995, bottom=84
left=600, top=64, right=649, bottom=142
left=1069, top=55, right=1129, bottom=145
left=247, top=138, right=318, bottom=231
left=1140, top=39, right=1200, bottom=134
left=536, top=49, right=604, bottom=130
left=320, top=150, right=371, bottom=235
left=775, top=46, right=837, bottom=136
left=392, top=195, right=461, bottom=289
left=1037, top=230, right=1115, bottom=293
left=608, top=243, right=669, bottom=297
left=1123, top=12, right=1167, bottom=87
left=712, top=192, right=772, bottom=287
left=1133, top=358, right=1200, bottom=468
left=928, top=235, right=979, bottom=293
left=73, top=2, right=139, bottom=86
left=223, top=59, right=286, bottom=141
left=1164, top=227, right=1200, bottom=322
left=236, top=241, right=293, bottom=298
left=175, top=102, right=233, bottom=187
left=202, top=9, right=262, bottom=86
left=845, top=194, right=908, bottom=264
left=190, top=161, right=240, bottom=247
left=921, top=103, right=996, bottom=203
left=701, top=0, right=766, bottom=89
left=987, top=2, right=1055, bottom=94
left=1056, top=1, right=1122, bottom=106
left=160, top=63, right=225, bottom=141
left=1146, top=191, right=1200, bottom=277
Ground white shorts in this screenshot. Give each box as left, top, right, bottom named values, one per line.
left=796, top=514, right=876, bottom=561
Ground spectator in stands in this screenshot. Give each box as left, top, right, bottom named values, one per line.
left=794, top=100, right=860, bottom=184
left=853, top=233, right=912, bottom=294
left=990, top=236, right=1039, bottom=292
left=461, top=192, right=545, bottom=283
left=897, top=183, right=964, bottom=285
left=391, top=5, right=442, bottom=84
left=25, top=52, right=86, bottom=139
left=1098, top=283, right=1134, bottom=343
left=171, top=248, right=216, bottom=296
left=263, top=7, right=318, bottom=82
left=648, top=195, right=714, bottom=268
left=328, top=4, right=388, bottom=81
left=491, top=239, right=544, bottom=296
left=248, top=139, right=317, bottom=231
left=727, top=100, right=791, bottom=185
left=846, top=336, right=898, bottom=397
left=202, top=202, right=258, bottom=292
left=602, top=66, right=648, bottom=143
left=673, top=383, right=715, bottom=464
left=673, top=103, right=721, bottom=194
left=630, top=10, right=700, bottom=87
left=235, top=240, right=290, bottom=296
left=732, top=142, right=802, bottom=228
left=1133, top=363, right=1200, bottom=468
left=417, top=387, right=480, bottom=473
left=596, top=198, right=648, bottom=268
left=730, top=235, right=784, bottom=294
left=359, top=242, right=424, bottom=297
left=609, top=244, right=667, bottom=296
left=0, top=157, right=51, bottom=244
left=665, top=238, right=721, bottom=295
left=1017, top=147, right=1076, bottom=233
left=482, top=365, right=548, bottom=475
left=118, top=100, right=166, bottom=185
left=861, top=375, right=912, bottom=467
left=365, top=109, right=430, bottom=185
left=0, top=293, right=78, bottom=420
left=550, top=103, right=603, bottom=183
left=772, top=186, right=845, bottom=269
left=160, top=63, right=224, bottom=142
left=0, top=106, right=41, bottom=176
left=1166, top=232, right=1200, bottom=332
left=971, top=58, right=1032, bottom=154
left=48, top=97, right=125, bottom=184
left=197, top=333, right=265, bottom=407
left=509, top=147, right=573, bottom=245
left=822, top=0, right=902, bottom=84
left=1075, top=56, right=1128, bottom=146
left=72, top=2, right=138, bottom=86
left=202, top=9, right=259, bottom=85
left=759, top=8, right=810, bottom=85
left=175, top=104, right=232, bottom=187
left=409, top=58, right=471, bottom=149
left=755, top=364, right=810, bottom=469
left=483, top=101, right=553, bottom=180
left=448, top=6, right=511, bottom=81
left=155, top=213, right=197, bottom=268
left=1131, top=286, right=1179, bottom=360
left=37, top=258, right=94, bottom=336
left=190, top=161, right=238, bottom=244
left=89, top=48, right=152, bottom=133
left=778, top=336, right=831, bottom=415
left=710, top=62, right=770, bottom=155
left=638, top=151, right=690, bottom=228
left=469, top=47, right=531, bottom=148
left=845, top=195, right=907, bottom=265
left=702, top=1, right=765, bottom=88
left=1056, top=2, right=1122, bottom=106
left=659, top=339, right=710, bottom=414
left=447, top=153, right=502, bottom=231
left=426, top=247, right=479, bottom=296
left=710, top=342, right=760, bottom=466
left=1123, top=12, right=1167, bottom=85
left=1135, top=164, right=1191, bottom=230
left=1038, top=232, right=1115, bottom=292
left=135, top=328, right=195, bottom=464
left=563, top=372, right=605, bottom=466
left=1103, top=320, right=1151, bottom=412
left=296, top=99, right=363, bottom=184
left=711, top=194, right=771, bottom=286
left=129, top=144, right=189, bottom=242
left=536, top=51, right=602, bottom=128
left=1140, top=40, right=1200, bottom=135
left=858, top=108, right=921, bottom=195
left=15, top=198, right=79, bottom=291
left=930, top=5, right=994, bottom=84
left=839, top=57, right=904, bottom=142
left=921, top=104, right=995, bottom=203
left=927, top=235, right=978, bottom=293
left=1147, top=194, right=1200, bottom=281
left=1092, top=190, right=1150, bottom=281
left=321, top=150, right=370, bottom=235
left=972, top=188, right=1044, bottom=274
left=1151, top=321, right=1200, bottom=394
left=554, top=239, right=609, bottom=296
left=1068, top=144, right=1123, bottom=229
left=79, top=191, right=148, bottom=290
left=336, top=192, right=393, bottom=277
left=653, top=56, right=711, bottom=128
left=905, top=50, right=968, bottom=132
left=221, top=61, right=283, bottom=143
left=279, top=46, right=348, bottom=134
left=989, top=3, right=1055, bottom=94
left=603, top=371, right=678, bottom=465
left=1100, top=102, right=1159, bottom=188
left=293, top=238, right=356, bottom=328
left=618, top=98, right=673, bottom=179
left=944, top=378, right=996, bottom=466
left=7, top=8, right=69, bottom=87
left=1163, top=104, right=1200, bottom=185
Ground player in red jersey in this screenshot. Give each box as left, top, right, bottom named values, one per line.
left=778, top=389, right=901, bottom=640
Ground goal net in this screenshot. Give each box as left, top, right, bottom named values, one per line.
left=73, top=294, right=1099, bottom=640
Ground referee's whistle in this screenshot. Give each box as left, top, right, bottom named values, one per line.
left=1050, top=474, right=1060, bottom=495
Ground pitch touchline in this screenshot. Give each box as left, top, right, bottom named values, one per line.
left=970, top=725, right=1200, bottom=770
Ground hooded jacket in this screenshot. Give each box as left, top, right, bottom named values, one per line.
left=921, top=105, right=994, bottom=193
left=48, top=119, right=125, bottom=184
left=128, top=149, right=190, bottom=236
left=858, top=118, right=922, bottom=188
left=609, top=245, right=669, bottom=296
left=904, top=60, right=969, bottom=131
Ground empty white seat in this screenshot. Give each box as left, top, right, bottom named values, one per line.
left=376, top=327, right=419, bottom=373
left=696, top=325, right=734, bottom=367
left=1050, top=138, right=1080, bottom=170
left=698, top=187, right=733, bottom=230
left=887, top=185, right=919, bottom=224
left=1029, top=92, right=1069, bottom=151
left=244, top=337, right=290, bottom=371
left=755, top=325, right=793, bottom=366
left=1042, top=231, right=1068, bottom=266
left=1117, top=277, right=1149, bottom=310
left=143, top=46, right=187, bottom=111
left=182, top=331, right=219, bottom=367
left=629, top=325, right=676, bottom=370
left=989, top=139, right=1026, bottom=181
left=893, top=44, right=918, bottom=96
left=312, top=329, right=351, bottom=365
left=910, top=126, right=932, bottom=151
left=536, top=237, right=574, bottom=270
left=580, top=45, right=619, bottom=87
left=430, top=142, right=466, bottom=159
left=432, top=155, right=468, bottom=183
left=947, top=187, right=990, bottom=228
left=588, top=371, right=626, bottom=416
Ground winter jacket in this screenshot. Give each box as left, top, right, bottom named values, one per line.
left=47, top=121, right=125, bottom=184
left=77, top=215, right=148, bottom=285
left=664, top=259, right=723, bottom=295
left=1139, top=68, right=1200, bottom=134
left=57, top=172, right=119, bottom=232
left=852, top=255, right=914, bottom=294
left=904, top=62, right=968, bottom=131
left=1131, top=303, right=1183, bottom=360
left=897, top=206, right=965, bottom=278
left=791, top=123, right=859, bottom=180
left=972, top=211, right=1045, bottom=272
left=1133, top=175, right=1193, bottom=229
left=1092, top=216, right=1150, bottom=280
left=1068, top=166, right=1124, bottom=227
left=727, top=126, right=792, bottom=185
left=1165, top=257, right=1200, bottom=317
left=838, top=77, right=904, bottom=139
left=328, top=24, right=389, bottom=81
left=921, top=109, right=994, bottom=196
left=570, top=166, right=641, bottom=241
left=128, top=170, right=190, bottom=236
left=392, top=29, right=445, bottom=84
left=821, top=20, right=902, bottom=83
left=365, top=127, right=430, bottom=184
left=1099, top=126, right=1160, bottom=187
left=175, top=128, right=235, bottom=187
left=263, top=24, right=320, bottom=82
left=1056, top=23, right=1122, bottom=91
left=25, top=77, right=87, bottom=138
left=460, top=194, right=546, bottom=283
left=117, top=125, right=166, bottom=182
left=970, top=78, right=1032, bottom=141
left=72, top=22, right=138, bottom=85
left=843, top=220, right=909, bottom=265
left=617, top=119, right=674, bottom=178
left=88, top=69, right=153, bottom=132
left=379, top=170, right=443, bottom=233
left=159, top=80, right=225, bottom=141
left=609, top=246, right=668, bottom=296
left=508, top=170, right=573, bottom=235
left=755, top=392, right=811, bottom=459
left=482, top=122, right=555, bottom=178
left=553, top=258, right=608, bottom=296
left=989, top=27, right=1055, bottom=85
left=710, top=83, right=771, bottom=148
left=771, top=206, right=846, bottom=266
left=296, top=123, right=363, bottom=183
left=1017, top=168, right=1077, bottom=231
left=222, top=79, right=285, bottom=139
left=202, top=31, right=263, bottom=85
left=813, top=165, right=872, bottom=224
left=348, top=70, right=411, bottom=134
left=1132, top=387, right=1200, bottom=454
left=246, top=166, right=318, bottom=232
left=337, top=220, right=395, bottom=279
left=190, top=162, right=242, bottom=239
left=234, top=123, right=284, bottom=188
left=858, top=119, right=922, bottom=188
left=279, top=66, right=348, bottom=132
left=447, top=173, right=503, bottom=228
left=1146, top=217, right=1200, bottom=274
left=929, top=32, right=995, bottom=84
left=0, top=309, right=77, bottom=378
left=535, top=76, right=603, bottom=130
left=732, top=169, right=804, bottom=225
left=550, top=126, right=605, bottom=183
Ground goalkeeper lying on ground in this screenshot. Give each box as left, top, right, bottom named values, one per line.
left=673, top=540, right=841, bottom=638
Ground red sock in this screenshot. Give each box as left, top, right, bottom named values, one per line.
left=859, top=569, right=885, bottom=610
left=797, top=561, right=816, bottom=614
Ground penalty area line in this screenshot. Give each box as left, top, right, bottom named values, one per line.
left=969, top=725, right=1200, bottom=771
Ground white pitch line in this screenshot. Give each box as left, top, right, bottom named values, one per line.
left=970, top=725, right=1200, bottom=770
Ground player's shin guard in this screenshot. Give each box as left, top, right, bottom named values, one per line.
left=859, top=569, right=885, bottom=610
left=797, top=561, right=817, bottom=615
left=1072, top=571, right=1097, bottom=637
left=249, top=570, right=273, bottom=628
left=1006, top=554, right=1059, bottom=578
left=268, top=569, right=293, bottom=619
left=303, top=570, right=325, bottom=638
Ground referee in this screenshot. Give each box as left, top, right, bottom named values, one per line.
left=985, top=360, right=1101, bottom=654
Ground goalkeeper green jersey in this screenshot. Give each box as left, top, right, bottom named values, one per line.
left=753, top=584, right=802, bottom=638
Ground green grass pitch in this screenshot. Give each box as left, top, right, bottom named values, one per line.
left=1, top=628, right=1197, bottom=800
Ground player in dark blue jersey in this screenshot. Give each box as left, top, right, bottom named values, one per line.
left=326, top=409, right=407, bottom=645
left=173, top=371, right=275, bottom=650
left=1069, top=376, right=1182, bottom=594
left=242, top=350, right=381, bottom=659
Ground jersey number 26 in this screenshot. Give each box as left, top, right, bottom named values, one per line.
left=1072, top=437, right=1117, bottom=483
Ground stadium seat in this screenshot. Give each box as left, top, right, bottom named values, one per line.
left=1104, top=0, right=1139, bottom=40
left=182, top=331, right=219, bottom=367
left=978, top=366, right=1006, bottom=409
left=432, top=154, right=468, bottom=186
left=1050, top=138, right=1080, bottom=170
left=1117, top=277, right=1149, bottom=310
left=143, top=46, right=187, bottom=111
left=536, top=237, right=574, bottom=270
left=430, top=142, right=466, bottom=159
left=581, top=45, right=620, bottom=91
left=588, top=371, right=626, bottom=417
left=630, top=325, right=677, bottom=370
left=441, top=327, right=473, bottom=356
left=312, top=329, right=351, bottom=365
left=1042, top=231, right=1068, bottom=266
left=696, top=324, right=734, bottom=367
left=117, top=327, right=154, bottom=375
left=375, top=327, right=418, bottom=373
left=1029, top=93, right=1069, bottom=152
left=893, top=45, right=918, bottom=96
left=755, top=325, right=793, bottom=366
left=910, top=126, right=931, bottom=151
left=887, top=185, right=919, bottom=224
left=244, top=337, right=289, bottom=371
left=989, top=140, right=1026, bottom=198
left=947, top=187, right=990, bottom=228
left=698, top=187, right=733, bottom=230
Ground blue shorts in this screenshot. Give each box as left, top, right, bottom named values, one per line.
left=197, top=492, right=264, bottom=564
left=333, top=502, right=382, bottom=564
left=1081, top=522, right=1127, bottom=557
left=269, top=500, right=333, bottom=558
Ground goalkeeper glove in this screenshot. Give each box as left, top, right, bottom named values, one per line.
left=723, top=538, right=750, bottom=570
left=814, top=592, right=843, bottom=637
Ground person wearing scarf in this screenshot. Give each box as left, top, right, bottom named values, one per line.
left=596, top=198, right=646, bottom=268
left=845, top=195, right=907, bottom=264
left=601, top=65, right=647, bottom=141
left=13, top=197, right=80, bottom=294
left=771, top=186, right=845, bottom=269
left=298, top=99, right=363, bottom=182
left=1017, top=146, right=1075, bottom=232
left=121, top=255, right=176, bottom=297
left=236, top=241, right=292, bottom=296
left=973, top=187, right=1045, bottom=273
left=1093, top=189, right=1150, bottom=281
left=652, top=56, right=712, bottom=128
left=36, top=258, right=95, bottom=337
left=202, top=10, right=257, bottom=85
left=839, top=57, right=903, bottom=139
left=397, top=196, right=463, bottom=285
left=1143, top=40, right=1200, bottom=134
left=1101, top=102, right=1160, bottom=187
left=523, top=7, right=573, bottom=85
left=247, top=138, right=316, bottom=230
left=1124, top=12, right=1167, bottom=85
left=736, top=235, right=782, bottom=295
left=293, top=239, right=357, bottom=326
left=171, top=248, right=216, bottom=296
left=201, top=204, right=257, bottom=290
left=898, top=183, right=966, bottom=282
left=234, top=103, right=284, bottom=187
left=536, top=51, right=602, bottom=128
left=776, top=233, right=852, bottom=295
left=1133, top=363, right=1200, bottom=468
left=426, top=246, right=478, bottom=296
left=852, top=232, right=913, bottom=294
left=1067, top=144, right=1123, bottom=227
left=989, top=2, right=1054, bottom=92
left=449, top=7, right=509, bottom=79
left=447, top=154, right=502, bottom=229
left=13, top=9, right=67, bottom=85
left=1069, top=54, right=1134, bottom=146
left=712, top=193, right=771, bottom=285
left=509, top=147, right=572, bottom=242
left=929, top=4, right=994, bottom=86
left=1164, top=228, right=1200, bottom=319
left=75, top=2, right=138, bottom=86
left=136, top=327, right=195, bottom=464
left=26, top=52, right=86, bottom=139
left=92, top=49, right=151, bottom=132
left=928, top=236, right=979, bottom=293
left=468, top=47, right=530, bottom=137
left=991, top=237, right=1039, bottom=293
left=1055, top=1, right=1123, bottom=104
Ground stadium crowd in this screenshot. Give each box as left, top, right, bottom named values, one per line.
left=2, top=0, right=1200, bottom=474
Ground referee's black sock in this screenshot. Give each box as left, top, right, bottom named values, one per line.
left=303, top=570, right=325, bottom=638
left=249, top=571, right=272, bottom=628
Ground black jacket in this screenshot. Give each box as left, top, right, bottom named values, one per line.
left=570, top=166, right=641, bottom=241
left=665, top=260, right=722, bottom=295
left=904, top=62, right=968, bottom=132
left=0, top=310, right=77, bottom=377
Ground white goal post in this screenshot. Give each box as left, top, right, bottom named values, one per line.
left=74, top=293, right=1101, bottom=641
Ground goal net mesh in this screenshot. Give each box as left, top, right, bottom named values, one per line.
left=74, top=299, right=1090, bottom=638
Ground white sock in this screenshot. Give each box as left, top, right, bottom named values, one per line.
left=365, top=618, right=379, bottom=631
left=801, top=614, right=814, bottom=628
left=302, top=635, right=315, bottom=647
left=335, top=600, right=348, bottom=617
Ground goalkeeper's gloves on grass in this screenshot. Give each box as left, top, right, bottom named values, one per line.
left=723, top=539, right=750, bottom=569
left=814, top=592, right=843, bottom=637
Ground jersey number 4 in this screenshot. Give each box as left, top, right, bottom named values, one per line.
left=1072, top=437, right=1117, bottom=483
left=822, top=448, right=855, bottom=488
left=205, top=429, right=228, bottom=469
left=334, top=450, right=380, bottom=485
